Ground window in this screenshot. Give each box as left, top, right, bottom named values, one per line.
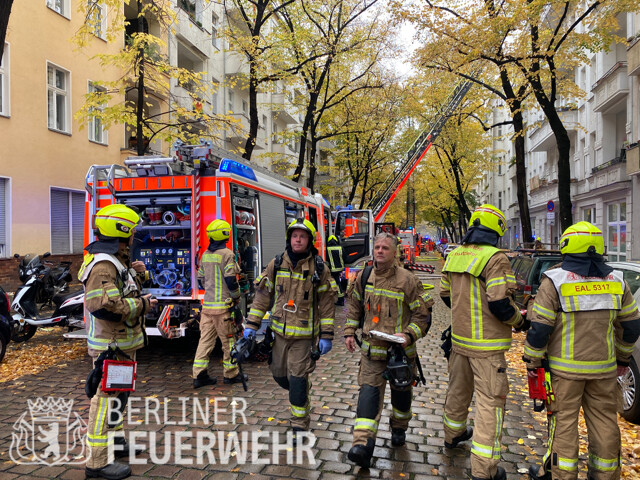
left=583, top=206, right=595, bottom=223
left=86, top=1, right=106, bottom=39
left=211, top=13, right=219, bottom=48
left=242, top=99, right=248, bottom=115
left=0, top=177, right=8, bottom=257
left=260, top=114, right=267, bottom=130
left=607, top=202, right=626, bottom=261
left=50, top=188, right=84, bottom=254
left=228, top=90, right=234, bottom=112
left=47, top=0, right=70, bottom=17
left=211, top=80, right=219, bottom=114
left=0, top=43, right=8, bottom=116
left=498, top=191, right=502, bottom=210
left=87, top=82, right=107, bottom=144
left=47, top=64, right=70, bottom=133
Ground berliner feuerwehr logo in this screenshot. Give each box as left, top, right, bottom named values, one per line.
left=10, top=397, right=88, bottom=465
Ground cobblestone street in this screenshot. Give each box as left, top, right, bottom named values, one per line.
left=0, top=268, right=577, bottom=479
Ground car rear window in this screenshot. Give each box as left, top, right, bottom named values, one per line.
left=621, top=269, right=640, bottom=297
left=515, top=257, right=533, bottom=284
left=531, top=258, right=561, bottom=287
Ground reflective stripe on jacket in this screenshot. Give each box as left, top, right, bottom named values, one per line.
left=440, top=245, right=517, bottom=357
left=524, top=267, right=640, bottom=379
left=345, top=263, right=433, bottom=359
left=246, top=252, right=337, bottom=340
left=80, top=251, right=146, bottom=355
left=198, top=248, right=240, bottom=312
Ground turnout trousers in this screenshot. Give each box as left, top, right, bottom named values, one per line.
left=443, top=350, right=508, bottom=479
left=269, top=334, right=316, bottom=430
left=86, top=351, right=135, bottom=469
left=193, top=310, right=239, bottom=380
left=537, top=375, right=621, bottom=480
left=352, top=355, right=414, bottom=446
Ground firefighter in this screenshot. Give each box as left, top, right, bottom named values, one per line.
left=534, top=236, right=543, bottom=250
left=79, top=204, right=157, bottom=480
left=344, top=232, right=433, bottom=469
left=243, top=218, right=337, bottom=440
left=326, top=235, right=346, bottom=306
left=440, top=204, right=528, bottom=480
left=192, top=219, right=246, bottom=388
left=524, top=221, right=640, bottom=480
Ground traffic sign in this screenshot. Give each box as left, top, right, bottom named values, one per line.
left=547, top=201, right=555, bottom=212
left=547, top=211, right=555, bottom=225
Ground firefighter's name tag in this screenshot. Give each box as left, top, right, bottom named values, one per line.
left=560, top=281, right=623, bottom=296
left=101, top=360, right=137, bottom=392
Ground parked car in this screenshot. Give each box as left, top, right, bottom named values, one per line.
left=607, top=261, right=640, bottom=424
left=0, top=286, right=11, bottom=363
left=442, top=244, right=460, bottom=259
left=509, top=251, right=562, bottom=310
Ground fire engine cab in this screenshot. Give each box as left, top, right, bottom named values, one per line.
left=80, top=142, right=374, bottom=339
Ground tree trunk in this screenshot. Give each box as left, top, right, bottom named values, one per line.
left=243, top=61, right=259, bottom=160
left=136, top=0, right=145, bottom=156
left=0, top=0, right=13, bottom=65
left=306, top=120, right=318, bottom=191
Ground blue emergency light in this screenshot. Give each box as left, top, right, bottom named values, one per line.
left=220, top=159, right=257, bottom=181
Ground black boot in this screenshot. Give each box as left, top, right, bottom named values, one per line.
left=471, top=466, right=506, bottom=480
left=193, top=371, right=217, bottom=389
left=347, top=438, right=375, bottom=469
left=528, top=464, right=551, bottom=480
left=85, top=462, right=131, bottom=480
left=391, top=428, right=406, bottom=447
left=223, top=373, right=249, bottom=384
left=444, top=426, right=473, bottom=449
left=113, top=436, right=143, bottom=458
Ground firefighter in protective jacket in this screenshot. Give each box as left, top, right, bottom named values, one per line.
left=79, top=204, right=157, bottom=480
left=524, top=222, right=640, bottom=480
left=244, top=218, right=337, bottom=439
left=326, top=235, right=346, bottom=306
left=192, top=219, right=244, bottom=388
left=440, top=204, right=527, bottom=480
left=344, top=232, right=433, bottom=469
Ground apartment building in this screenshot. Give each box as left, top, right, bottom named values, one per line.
left=0, top=0, right=306, bottom=260
left=478, top=11, right=640, bottom=260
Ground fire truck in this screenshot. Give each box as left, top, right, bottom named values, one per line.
left=81, top=141, right=373, bottom=339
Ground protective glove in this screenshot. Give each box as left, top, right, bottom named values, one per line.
left=515, top=317, right=531, bottom=333
left=243, top=328, right=256, bottom=339
left=318, top=339, right=332, bottom=355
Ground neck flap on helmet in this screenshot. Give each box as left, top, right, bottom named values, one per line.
left=562, top=252, right=613, bottom=278
left=461, top=226, right=500, bottom=247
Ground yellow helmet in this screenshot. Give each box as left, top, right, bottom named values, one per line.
left=559, top=221, right=604, bottom=255
left=469, top=204, right=507, bottom=237
left=287, top=218, right=317, bottom=242
left=94, top=204, right=140, bottom=239
left=206, top=219, right=231, bottom=241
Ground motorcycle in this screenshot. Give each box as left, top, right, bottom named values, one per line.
left=0, top=285, right=11, bottom=363
left=10, top=253, right=84, bottom=342
left=16, top=252, right=73, bottom=308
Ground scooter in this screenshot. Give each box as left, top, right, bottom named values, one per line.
left=0, top=286, right=12, bottom=363
left=10, top=255, right=84, bottom=342
left=16, top=252, right=72, bottom=309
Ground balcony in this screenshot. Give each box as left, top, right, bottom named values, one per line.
left=528, top=108, right=579, bottom=152
left=271, top=93, right=298, bottom=124
left=593, top=62, right=628, bottom=113
left=225, top=51, right=249, bottom=78
left=628, top=37, right=640, bottom=76
left=589, top=156, right=628, bottom=189
left=225, top=113, right=264, bottom=151
left=626, top=143, right=639, bottom=176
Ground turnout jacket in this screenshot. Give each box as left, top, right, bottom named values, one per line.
left=344, top=263, right=433, bottom=360
left=198, top=247, right=240, bottom=313
left=440, top=244, right=522, bottom=358
left=79, top=250, right=149, bottom=356
left=246, top=252, right=337, bottom=340
left=524, top=267, right=640, bottom=379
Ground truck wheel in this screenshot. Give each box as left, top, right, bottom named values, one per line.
left=11, top=322, right=37, bottom=342
left=619, top=357, right=640, bottom=424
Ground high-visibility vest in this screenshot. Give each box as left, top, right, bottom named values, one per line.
left=544, top=269, right=624, bottom=313
left=327, top=245, right=344, bottom=273
left=442, top=244, right=499, bottom=278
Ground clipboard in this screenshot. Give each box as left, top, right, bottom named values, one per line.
left=101, top=359, right=137, bottom=392
left=369, top=330, right=405, bottom=344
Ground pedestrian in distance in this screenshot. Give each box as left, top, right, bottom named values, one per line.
left=326, top=235, right=346, bottom=306
left=524, top=221, right=640, bottom=480
left=192, top=219, right=246, bottom=388
left=440, top=204, right=529, bottom=480
left=243, top=218, right=337, bottom=443
left=78, top=204, right=158, bottom=480
left=344, top=232, right=433, bottom=469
